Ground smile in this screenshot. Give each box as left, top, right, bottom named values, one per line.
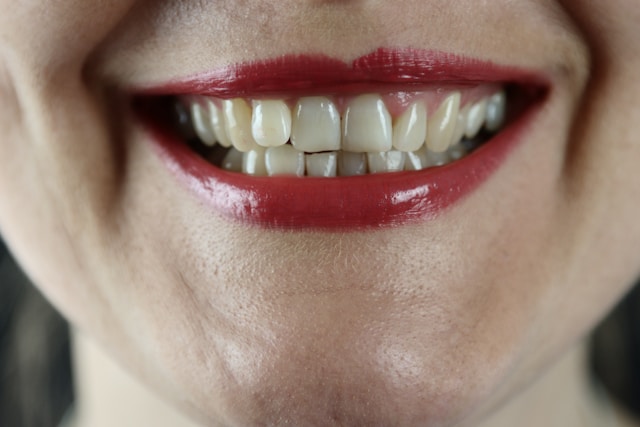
left=134, top=48, right=548, bottom=229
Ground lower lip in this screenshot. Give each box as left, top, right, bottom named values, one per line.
left=140, top=100, right=541, bottom=229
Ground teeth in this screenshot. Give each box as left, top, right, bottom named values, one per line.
left=342, top=94, right=392, bottom=153
left=465, top=98, right=488, bottom=139
left=265, top=145, right=305, bottom=177
left=184, top=88, right=508, bottom=176
left=306, top=152, right=338, bottom=177
left=224, top=98, right=259, bottom=152
left=448, top=143, right=468, bottom=161
left=367, top=151, right=405, bottom=174
left=426, top=92, right=461, bottom=153
left=485, top=91, right=506, bottom=132
left=405, top=147, right=430, bottom=171
left=251, top=100, right=292, bottom=147
left=242, top=147, right=268, bottom=176
left=207, top=101, right=231, bottom=148
left=191, top=102, right=217, bottom=146
left=451, top=104, right=469, bottom=148
left=339, top=152, right=367, bottom=176
left=222, top=147, right=244, bottom=172
left=392, top=101, right=427, bottom=152
left=291, top=97, right=341, bottom=153
left=426, top=148, right=450, bottom=166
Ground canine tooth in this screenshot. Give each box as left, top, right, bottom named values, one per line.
left=265, top=145, right=305, bottom=176
left=485, top=91, right=506, bottom=132
left=405, top=147, right=430, bottom=171
left=367, top=151, right=405, bottom=174
left=306, top=152, right=338, bottom=177
left=222, top=147, right=244, bottom=172
left=208, top=101, right=231, bottom=147
left=338, top=152, right=367, bottom=176
left=392, top=101, right=427, bottom=152
left=451, top=104, right=469, bottom=147
left=343, top=94, right=392, bottom=153
left=291, top=97, right=341, bottom=153
left=242, top=148, right=268, bottom=176
left=252, top=100, right=291, bottom=147
left=425, top=148, right=450, bottom=166
left=465, top=98, right=488, bottom=138
left=224, top=99, right=259, bottom=152
left=191, top=102, right=216, bottom=146
left=426, top=92, right=461, bottom=153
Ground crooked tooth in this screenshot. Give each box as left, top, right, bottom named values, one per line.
left=367, top=151, right=405, bottom=174
left=465, top=98, right=488, bottom=139
left=222, top=147, right=243, bottom=172
left=451, top=104, right=469, bottom=147
left=306, top=152, right=337, bottom=177
left=191, top=101, right=216, bottom=146
left=392, top=101, right=427, bottom=152
left=338, top=152, right=367, bottom=176
left=242, top=147, right=268, bottom=176
left=343, top=94, right=392, bottom=153
left=252, top=100, right=291, bottom=147
left=485, top=91, right=506, bottom=132
left=208, top=101, right=231, bottom=147
left=224, top=98, right=259, bottom=152
left=265, top=145, right=305, bottom=176
left=291, top=97, right=341, bottom=153
left=405, top=147, right=430, bottom=171
left=426, top=92, right=461, bottom=153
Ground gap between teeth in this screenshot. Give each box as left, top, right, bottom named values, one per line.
left=182, top=90, right=506, bottom=177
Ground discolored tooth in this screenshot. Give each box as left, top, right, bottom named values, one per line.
left=208, top=100, right=231, bottom=148
left=306, top=152, right=338, bottom=177
left=175, top=101, right=195, bottom=139
left=485, top=91, right=506, bottom=132
left=448, top=143, right=468, bottom=161
left=242, top=148, right=268, bottom=176
left=224, top=98, right=259, bottom=152
left=465, top=98, right=488, bottom=138
left=451, top=104, right=469, bottom=147
left=191, top=102, right=216, bottom=146
left=425, top=148, right=451, bottom=166
left=338, top=152, right=367, bottom=176
left=343, top=94, right=392, bottom=153
left=392, top=101, right=427, bottom=152
left=222, top=147, right=244, bottom=172
left=367, top=151, right=405, bottom=174
left=291, top=97, right=341, bottom=153
left=426, top=92, right=461, bottom=153
left=405, top=147, right=430, bottom=171
left=265, top=145, right=305, bottom=177
left=252, top=100, right=292, bottom=147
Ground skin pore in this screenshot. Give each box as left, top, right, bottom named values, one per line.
left=1, top=1, right=640, bottom=426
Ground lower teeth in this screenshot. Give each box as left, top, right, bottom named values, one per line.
left=187, top=135, right=487, bottom=177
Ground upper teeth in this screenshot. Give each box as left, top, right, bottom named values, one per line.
left=183, top=89, right=506, bottom=176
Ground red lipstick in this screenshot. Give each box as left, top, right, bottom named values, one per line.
left=135, top=48, right=548, bottom=229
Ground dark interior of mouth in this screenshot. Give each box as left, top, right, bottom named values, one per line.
left=133, top=83, right=542, bottom=175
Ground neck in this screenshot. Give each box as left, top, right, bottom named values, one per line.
left=479, top=339, right=629, bottom=427
left=69, top=330, right=635, bottom=427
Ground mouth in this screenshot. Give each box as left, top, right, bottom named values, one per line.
left=134, top=48, right=548, bottom=229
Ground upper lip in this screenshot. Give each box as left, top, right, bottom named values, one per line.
left=135, top=47, right=548, bottom=98
left=134, top=48, right=549, bottom=229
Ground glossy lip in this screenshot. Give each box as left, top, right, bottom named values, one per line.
left=135, top=48, right=549, bottom=229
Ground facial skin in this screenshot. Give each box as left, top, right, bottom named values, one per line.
left=1, top=1, right=640, bottom=426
